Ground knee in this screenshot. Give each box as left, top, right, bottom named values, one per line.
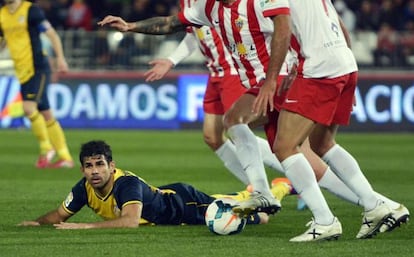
left=310, top=141, right=335, bottom=157
left=23, top=105, right=36, bottom=117
left=203, top=133, right=224, bottom=151
left=223, top=110, right=240, bottom=130
left=273, top=137, right=295, bottom=161
left=273, top=145, right=284, bottom=161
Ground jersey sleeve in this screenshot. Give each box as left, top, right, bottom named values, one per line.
left=28, top=4, right=49, bottom=32
left=113, top=176, right=142, bottom=209
left=178, top=0, right=212, bottom=27
left=168, top=32, right=199, bottom=66
left=260, top=0, right=290, bottom=18
left=61, top=179, right=88, bottom=215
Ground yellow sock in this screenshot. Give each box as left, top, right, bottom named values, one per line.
left=46, top=119, right=72, bottom=161
left=28, top=110, right=52, bottom=155
left=211, top=190, right=251, bottom=202
left=271, top=183, right=291, bottom=202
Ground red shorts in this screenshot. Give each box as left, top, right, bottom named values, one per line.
left=281, top=72, right=358, bottom=126
left=203, top=74, right=247, bottom=115
left=246, top=77, right=287, bottom=151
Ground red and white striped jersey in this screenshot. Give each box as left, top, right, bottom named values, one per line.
left=178, top=0, right=289, bottom=88
left=288, top=0, right=358, bottom=78
left=180, top=0, right=237, bottom=77
left=190, top=26, right=238, bottom=77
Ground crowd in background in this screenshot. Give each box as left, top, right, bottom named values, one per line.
left=35, top=0, right=414, bottom=33
left=2, top=0, right=414, bottom=69
left=35, top=0, right=179, bottom=31
left=335, top=0, right=414, bottom=67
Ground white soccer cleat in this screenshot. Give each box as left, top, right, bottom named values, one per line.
left=232, top=191, right=281, bottom=216
left=356, top=201, right=392, bottom=239
left=379, top=204, right=410, bottom=233
left=289, top=217, right=342, bottom=242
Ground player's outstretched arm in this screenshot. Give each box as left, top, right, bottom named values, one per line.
left=53, top=202, right=142, bottom=230
left=144, top=32, right=199, bottom=82
left=18, top=205, right=72, bottom=226
left=98, top=15, right=186, bottom=35
left=144, top=59, right=175, bottom=82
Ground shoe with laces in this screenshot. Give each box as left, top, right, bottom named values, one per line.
left=232, top=191, right=281, bottom=216
left=289, top=217, right=342, bottom=242
left=356, top=201, right=392, bottom=239
left=48, top=159, right=74, bottom=169
left=379, top=204, right=410, bottom=233
left=35, top=150, right=56, bottom=169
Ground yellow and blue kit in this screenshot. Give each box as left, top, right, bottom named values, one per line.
left=0, top=1, right=52, bottom=109
left=0, top=1, right=50, bottom=84
left=62, top=168, right=261, bottom=225
left=63, top=169, right=218, bottom=225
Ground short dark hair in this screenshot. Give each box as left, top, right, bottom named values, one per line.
left=79, top=140, right=113, bottom=165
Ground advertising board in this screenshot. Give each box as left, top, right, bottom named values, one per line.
left=1, top=72, right=413, bottom=131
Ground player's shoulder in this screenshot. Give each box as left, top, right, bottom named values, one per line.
left=114, top=168, right=142, bottom=184
left=18, top=1, right=34, bottom=12
left=27, top=1, right=45, bottom=17
left=114, top=168, right=139, bottom=178
left=73, top=177, right=88, bottom=190
left=69, top=177, right=88, bottom=199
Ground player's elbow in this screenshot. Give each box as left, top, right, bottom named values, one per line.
left=123, top=217, right=140, bottom=228
left=127, top=222, right=139, bottom=228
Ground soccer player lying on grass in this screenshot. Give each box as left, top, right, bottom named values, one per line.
left=19, top=140, right=291, bottom=229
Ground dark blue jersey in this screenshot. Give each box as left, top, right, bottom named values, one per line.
left=62, top=169, right=215, bottom=225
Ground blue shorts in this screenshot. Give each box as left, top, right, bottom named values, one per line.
left=20, top=71, right=51, bottom=111
left=158, top=183, right=261, bottom=225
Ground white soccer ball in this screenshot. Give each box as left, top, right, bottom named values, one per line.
left=205, top=198, right=247, bottom=235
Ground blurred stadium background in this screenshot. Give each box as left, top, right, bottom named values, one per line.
left=1, top=0, right=414, bottom=131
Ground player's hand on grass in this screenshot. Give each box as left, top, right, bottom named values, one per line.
left=53, top=222, right=92, bottom=229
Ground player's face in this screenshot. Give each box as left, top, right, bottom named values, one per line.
left=81, top=154, right=115, bottom=191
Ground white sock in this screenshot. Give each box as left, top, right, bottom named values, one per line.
left=318, top=167, right=360, bottom=205
left=374, top=192, right=400, bottom=209
left=256, top=136, right=284, bottom=174
left=215, top=139, right=250, bottom=185
left=228, top=124, right=272, bottom=197
left=283, top=153, right=335, bottom=225
left=322, top=144, right=378, bottom=211
left=319, top=167, right=400, bottom=209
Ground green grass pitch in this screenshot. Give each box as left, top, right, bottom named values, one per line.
left=0, top=129, right=412, bottom=257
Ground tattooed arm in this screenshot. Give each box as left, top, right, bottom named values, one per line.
left=98, top=15, right=186, bottom=35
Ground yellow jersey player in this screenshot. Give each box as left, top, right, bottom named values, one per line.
left=0, top=0, right=73, bottom=168
left=18, top=140, right=291, bottom=229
